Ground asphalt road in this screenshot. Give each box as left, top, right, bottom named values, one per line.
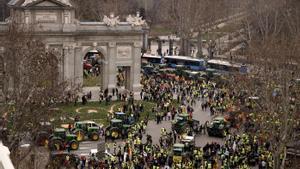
left=144, top=100, right=224, bottom=147
left=71, top=99, right=223, bottom=156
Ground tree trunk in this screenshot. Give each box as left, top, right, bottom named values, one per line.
left=179, top=38, right=190, bottom=56
left=168, top=39, right=173, bottom=56
left=157, top=40, right=162, bottom=56
left=196, top=32, right=203, bottom=58
left=274, top=151, right=281, bottom=169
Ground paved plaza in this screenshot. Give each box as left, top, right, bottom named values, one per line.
left=71, top=98, right=223, bottom=156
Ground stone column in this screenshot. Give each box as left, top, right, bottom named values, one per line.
left=131, top=42, right=142, bottom=93
left=74, top=46, right=83, bottom=86
left=56, top=46, right=64, bottom=82
left=143, top=31, right=148, bottom=52
left=24, top=10, right=31, bottom=24
left=125, top=67, right=131, bottom=90
left=107, top=42, right=117, bottom=93
left=63, top=45, right=75, bottom=83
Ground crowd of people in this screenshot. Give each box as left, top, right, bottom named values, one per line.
left=54, top=71, right=277, bottom=169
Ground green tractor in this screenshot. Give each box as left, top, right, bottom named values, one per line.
left=172, top=142, right=193, bottom=166
left=72, top=121, right=102, bottom=142
left=207, top=116, right=230, bottom=138
left=49, top=128, right=79, bottom=151
left=105, top=119, right=131, bottom=139
left=172, top=113, right=199, bottom=134
left=114, top=112, right=136, bottom=125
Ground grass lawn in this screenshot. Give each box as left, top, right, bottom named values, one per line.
left=112, top=101, right=157, bottom=120
left=54, top=101, right=159, bottom=127
left=1, top=100, right=180, bottom=128
left=83, top=76, right=101, bottom=87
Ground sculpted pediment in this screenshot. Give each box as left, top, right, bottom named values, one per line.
left=21, top=0, right=72, bottom=7
left=35, top=1, right=60, bottom=7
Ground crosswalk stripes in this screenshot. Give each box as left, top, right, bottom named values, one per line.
left=72, top=141, right=98, bottom=156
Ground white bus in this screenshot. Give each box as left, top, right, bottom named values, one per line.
left=207, top=59, right=247, bottom=73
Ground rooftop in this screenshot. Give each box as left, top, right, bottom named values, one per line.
left=8, top=0, right=72, bottom=7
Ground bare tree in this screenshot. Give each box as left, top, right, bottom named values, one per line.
left=167, top=0, right=232, bottom=56
left=231, top=0, right=300, bottom=168
left=0, top=20, right=79, bottom=168
left=72, top=0, right=139, bottom=21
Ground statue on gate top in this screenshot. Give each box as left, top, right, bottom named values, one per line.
left=126, top=12, right=147, bottom=27
left=103, top=13, right=120, bottom=27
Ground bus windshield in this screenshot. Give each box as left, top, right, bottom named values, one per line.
left=207, top=59, right=242, bottom=73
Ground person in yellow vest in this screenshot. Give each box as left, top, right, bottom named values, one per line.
left=136, top=137, right=141, bottom=145
left=187, top=161, right=193, bottom=169
left=44, top=139, right=49, bottom=148
left=160, top=127, right=166, bottom=136
left=207, top=161, right=212, bottom=169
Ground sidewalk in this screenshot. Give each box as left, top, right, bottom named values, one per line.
left=81, top=87, right=141, bottom=102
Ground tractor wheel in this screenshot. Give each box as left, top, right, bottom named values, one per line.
left=70, top=141, right=79, bottom=150
left=49, top=139, right=63, bottom=151
left=90, top=132, right=99, bottom=141
left=110, top=128, right=120, bottom=139
left=111, top=131, right=119, bottom=138
left=75, top=130, right=85, bottom=142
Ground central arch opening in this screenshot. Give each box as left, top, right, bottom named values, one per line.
left=83, top=49, right=105, bottom=88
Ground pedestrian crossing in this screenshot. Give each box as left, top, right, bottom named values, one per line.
left=72, top=141, right=98, bottom=156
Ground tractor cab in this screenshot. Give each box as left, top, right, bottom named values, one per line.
left=178, top=113, right=190, bottom=121
left=74, top=121, right=101, bottom=132
left=180, top=135, right=195, bottom=152
left=53, top=128, right=67, bottom=140
left=52, top=128, right=77, bottom=141
left=72, top=121, right=101, bottom=141
left=172, top=113, right=192, bottom=134
left=114, top=112, right=135, bottom=125
left=207, top=116, right=230, bottom=137
left=173, top=113, right=189, bottom=125
left=110, top=119, right=123, bottom=127
left=105, top=119, right=124, bottom=139
left=173, top=144, right=185, bottom=164
left=49, top=128, right=79, bottom=151
left=114, top=112, right=126, bottom=121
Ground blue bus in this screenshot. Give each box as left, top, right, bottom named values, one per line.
left=142, top=54, right=206, bottom=71
left=163, top=56, right=206, bottom=71
left=206, top=59, right=248, bottom=73
left=141, top=54, right=162, bottom=65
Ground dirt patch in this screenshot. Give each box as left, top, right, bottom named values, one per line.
left=108, top=104, right=116, bottom=114
left=87, top=109, right=98, bottom=113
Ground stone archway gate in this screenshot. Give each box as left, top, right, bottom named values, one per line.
left=0, top=0, right=148, bottom=93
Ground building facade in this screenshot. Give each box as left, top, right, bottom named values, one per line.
left=0, top=0, right=147, bottom=98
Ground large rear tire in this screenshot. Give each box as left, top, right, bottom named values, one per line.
left=110, top=128, right=120, bottom=139
left=75, top=130, right=85, bottom=142
left=90, top=132, right=99, bottom=141
left=70, top=141, right=79, bottom=150
left=49, top=139, right=63, bottom=151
